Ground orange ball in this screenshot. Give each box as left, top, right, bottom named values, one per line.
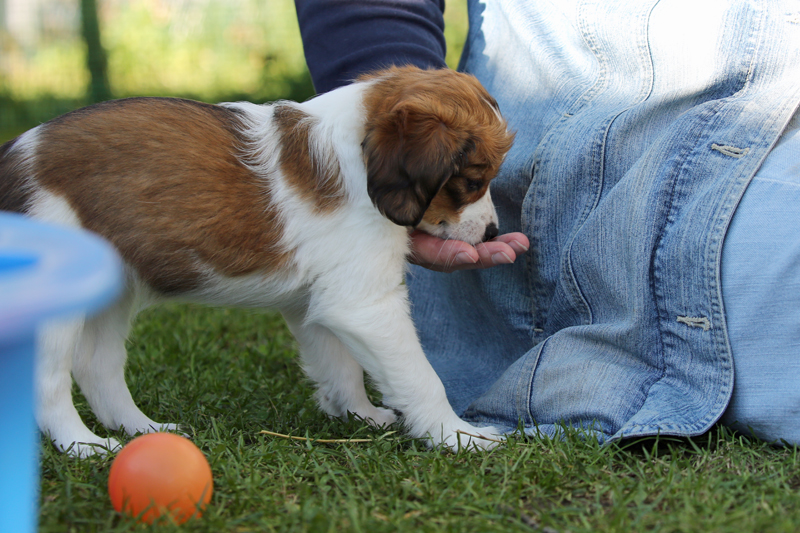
left=108, top=433, right=213, bottom=525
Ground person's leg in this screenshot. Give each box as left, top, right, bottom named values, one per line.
left=720, top=111, right=800, bottom=444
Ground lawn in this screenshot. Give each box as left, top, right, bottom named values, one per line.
left=37, top=304, right=800, bottom=533
left=12, top=1, right=800, bottom=531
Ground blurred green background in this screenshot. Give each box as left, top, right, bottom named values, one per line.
left=0, top=0, right=467, bottom=143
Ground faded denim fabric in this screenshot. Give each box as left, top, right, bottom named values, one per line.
left=407, top=0, right=800, bottom=443
left=720, top=113, right=800, bottom=443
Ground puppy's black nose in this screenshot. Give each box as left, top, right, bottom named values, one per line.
left=483, top=223, right=499, bottom=242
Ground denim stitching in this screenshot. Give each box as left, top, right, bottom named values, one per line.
left=676, top=315, right=712, bottom=331
left=711, top=143, right=750, bottom=158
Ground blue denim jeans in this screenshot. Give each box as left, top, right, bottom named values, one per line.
left=407, top=0, right=800, bottom=443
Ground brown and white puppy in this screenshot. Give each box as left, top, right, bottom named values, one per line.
left=0, top=66, right=514, bottom=457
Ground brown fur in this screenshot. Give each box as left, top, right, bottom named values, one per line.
left=360, top=66, right=514, bottom=227
left=32, top=98, right=292, bottom=294
left=0, top=138, right=34, bottom=213
left=274, top=104, right=345, bottom=213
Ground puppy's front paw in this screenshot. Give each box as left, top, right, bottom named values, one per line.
left=430, top=424, right=504, bottom=452
left=450, top=426, right=504, bottom=451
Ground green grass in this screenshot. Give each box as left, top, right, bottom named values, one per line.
left=37, top=304, right=800, bottom=532
left=22, top=2, right=800, bottom=529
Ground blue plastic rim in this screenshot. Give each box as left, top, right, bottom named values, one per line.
left=0, top=211, right=123, bottom=533
left=0, top=212, right=123, bottom=342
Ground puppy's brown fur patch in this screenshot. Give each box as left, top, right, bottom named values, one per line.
left=33, top=98, right=292, bottom=294
left=274, top=104, right=344, bottom=213
left=0, top=139, right=34, bottom=213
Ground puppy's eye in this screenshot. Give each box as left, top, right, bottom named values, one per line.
left=465, top=179, right=483, bottom=192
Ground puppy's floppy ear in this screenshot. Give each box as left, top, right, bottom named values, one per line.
left=363, top=102, right=466, bottom=226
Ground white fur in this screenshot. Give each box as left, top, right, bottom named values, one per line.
left=23, top=80, right=503, bottom=456
left=27, top=188, right=82, bottom=229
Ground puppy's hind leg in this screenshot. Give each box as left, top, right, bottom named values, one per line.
left=71, top=293, right=179, bottom=439
left=36, top=317, right=121, bottom=457
left=283, top=313, right=397, bottom=428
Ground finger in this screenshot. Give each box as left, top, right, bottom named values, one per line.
left=409, top=231, right=529, bottom=273
left=408, top=231, right=479, bottom=272
left=474, top=239, right=518, bottom=269
left=492, top=232, right=530, bottom=256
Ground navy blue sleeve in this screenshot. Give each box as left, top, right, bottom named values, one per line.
left=295, top=0, right=447, bottom=93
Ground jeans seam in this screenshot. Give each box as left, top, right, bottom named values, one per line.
left=562, top=0, right=660, bottom=326
left=518, top=337, right=547, bottom=426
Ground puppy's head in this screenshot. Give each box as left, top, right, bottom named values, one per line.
left=361, top=66, right=514, bottom=244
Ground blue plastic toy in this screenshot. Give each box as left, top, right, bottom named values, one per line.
left=0, top=212, right=121, bottom=532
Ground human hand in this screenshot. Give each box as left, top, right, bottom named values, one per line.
left=408, top=230, right=530, bottom=273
